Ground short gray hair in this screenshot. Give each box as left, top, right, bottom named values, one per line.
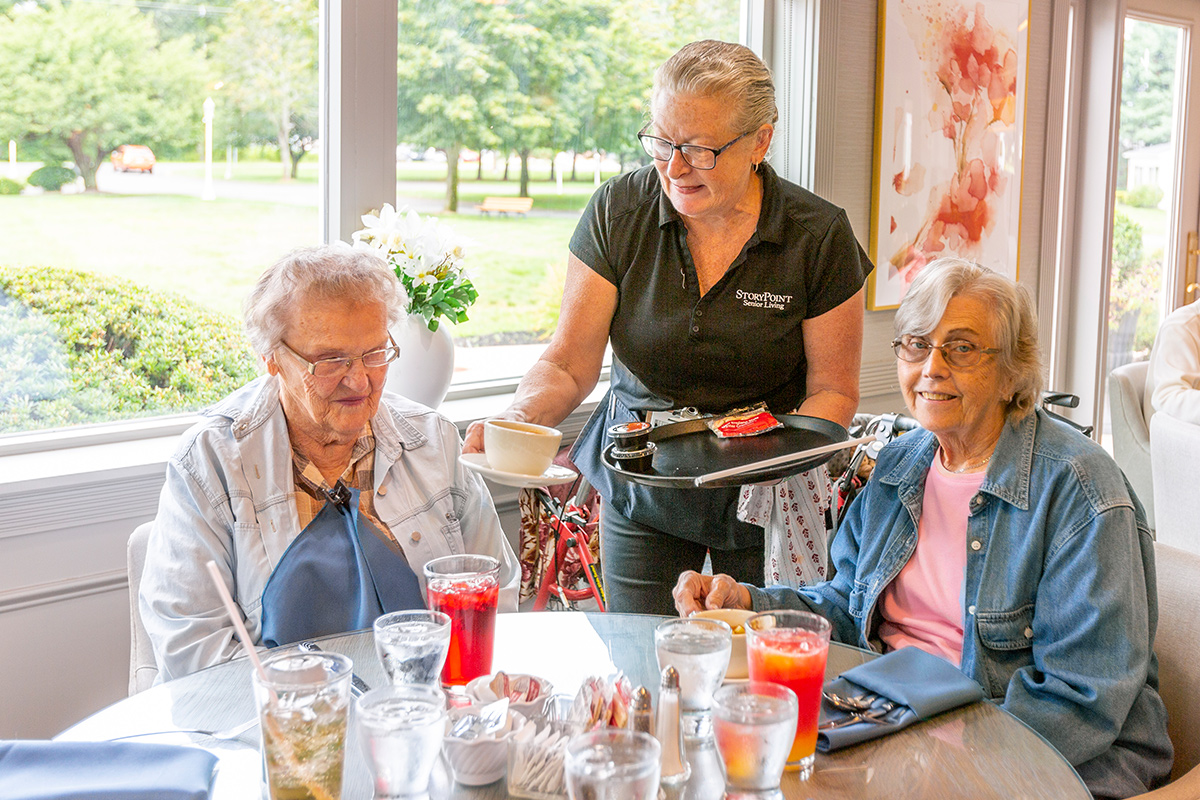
left=652, top=40, right=778, bottom=134
left=895, top=258, right=1044, bottom=420
left=243, top=243, right=406, bottom=357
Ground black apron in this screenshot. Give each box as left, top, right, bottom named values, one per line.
left=570, top=359, right=763, bottom=550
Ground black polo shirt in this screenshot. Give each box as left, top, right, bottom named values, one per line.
left=570, top=163, right=873, bottom=415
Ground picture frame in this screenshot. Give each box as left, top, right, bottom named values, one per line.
left=868, top=0, right=1031, bottom=310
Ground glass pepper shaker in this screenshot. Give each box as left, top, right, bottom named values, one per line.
left=656, top=665, right=691, bottom=786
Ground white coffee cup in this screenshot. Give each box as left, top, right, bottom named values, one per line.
left=483, top=420, right=562, bottom=476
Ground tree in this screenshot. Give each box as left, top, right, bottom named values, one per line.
left=0, top=1, right=207, bottom=191
left=397, top=0, right=615, bottom=209
left=488, top=0, right=607, bottom=198
left=1118, top=19, right=1178, bottom=183
left=211, top=0, right=318, bottom=180
left=397, top=0, right=511, bottom=212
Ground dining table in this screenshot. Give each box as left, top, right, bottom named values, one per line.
left=57, top=611, right=1091, bottom=800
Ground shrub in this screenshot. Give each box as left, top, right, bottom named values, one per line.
left=1111, top=210, right=1144, bottom=283
left=0, top=266, right=259, bottom=432
left=26, top=165, right=77, bottom=192
left=0, top=177, right=22, bottom=195
left=1126, top=184, right=1164, bottom=209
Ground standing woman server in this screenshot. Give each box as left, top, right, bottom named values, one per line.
left=465, top=40, right=873, bottom=613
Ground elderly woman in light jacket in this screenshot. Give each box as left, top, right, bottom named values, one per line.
left=140, top=244, right=518, bottom=681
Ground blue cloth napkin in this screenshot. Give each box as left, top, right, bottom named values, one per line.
left=816, top=646, right=985, bottom=752
left=0, top=740, right=217, bottom=800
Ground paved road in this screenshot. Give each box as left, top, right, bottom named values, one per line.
left=96, top=162, right=582, bottom=218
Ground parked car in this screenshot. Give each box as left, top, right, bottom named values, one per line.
left=111, top=145, right=155, bottom=173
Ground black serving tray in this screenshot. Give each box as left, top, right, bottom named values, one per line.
left=601, top=414, right=850, bottom=488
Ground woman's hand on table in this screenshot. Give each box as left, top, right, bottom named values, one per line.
left=673, top=571, right=752, bottom=616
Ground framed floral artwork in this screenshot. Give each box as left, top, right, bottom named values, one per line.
left=868, top=0, right=1031, bottom=310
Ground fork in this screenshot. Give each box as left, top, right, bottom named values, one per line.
left=109, top=716, right=259, bottom=742
left=823, top=691, right=880, bottom=712
left=819, top=709, right=890, bottom=730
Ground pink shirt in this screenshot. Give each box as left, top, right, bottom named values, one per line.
left=876, top=455, right=986, bottom=666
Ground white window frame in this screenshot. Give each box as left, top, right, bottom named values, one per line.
left=1054, top=0, right=1130, bottom=434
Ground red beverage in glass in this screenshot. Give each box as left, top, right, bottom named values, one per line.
left=746, top=611, right=831, bottom=778
left=423, top=555, right=500, bottom=686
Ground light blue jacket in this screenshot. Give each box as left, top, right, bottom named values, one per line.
left=749, top=409, right=1172, bottom=798
left=140, top=375, right=519, bottom=682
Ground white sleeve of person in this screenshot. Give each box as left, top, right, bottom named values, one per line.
left=737, top=465, right=833, bottom=588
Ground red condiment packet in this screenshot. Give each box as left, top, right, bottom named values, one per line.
left=706, top=403, right=783, bottom=438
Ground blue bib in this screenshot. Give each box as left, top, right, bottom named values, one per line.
left=260, top=486, right=424, bottom=648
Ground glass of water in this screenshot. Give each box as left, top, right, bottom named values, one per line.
left=655, top=616, right=732, bottom=739
left=565, top=729, right=661, bottom=800
left=356, top=685, right=446, bottom=800
left=373, top=610, right=452, bottom=687
left=712, top=682, right=798, bottom=799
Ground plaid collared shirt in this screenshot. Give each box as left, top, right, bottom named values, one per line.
left=290, top=425, right=407, bottom=559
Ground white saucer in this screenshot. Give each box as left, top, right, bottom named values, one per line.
left=460, top=453, right=579, bottom=488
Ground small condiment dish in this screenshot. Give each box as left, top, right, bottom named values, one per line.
left=444, top=708, right=530, bottom=786
left=607, top=421, right=651, bottom=452
left=610, top=442, right=656, bottom=473
left=693, top=608, right=756, bottom=680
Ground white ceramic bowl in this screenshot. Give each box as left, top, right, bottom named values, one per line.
left=693, top=608, right=756, bottom=680
left=466, top=673, right=555, bottom=721
left=483, top=420, right=562, bottom=476
left=443, top=709, right=530, bottom=786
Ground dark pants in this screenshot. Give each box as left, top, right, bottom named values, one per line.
left=599, top=503, right=764, bottom=615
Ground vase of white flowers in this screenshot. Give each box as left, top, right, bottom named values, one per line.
left=353, top=204, right=478, bottom=408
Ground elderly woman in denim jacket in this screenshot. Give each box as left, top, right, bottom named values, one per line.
left=140, top=244, right=519, bottom=681
left=674, top=258, right=1172, bottom=798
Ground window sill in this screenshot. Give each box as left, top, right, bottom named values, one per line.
left=0, top=382, right=609, bottom=538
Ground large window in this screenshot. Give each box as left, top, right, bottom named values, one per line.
left=0, top=0, right=741, bottom=438
left=0, top=0, right=318, bottom=435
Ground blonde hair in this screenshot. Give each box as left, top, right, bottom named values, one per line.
left=895, top=258, right=1044, bottom=420
left=652, top=40, right=778, bottom=134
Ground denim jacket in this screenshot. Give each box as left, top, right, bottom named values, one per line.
left=140, top=375, right=519, bottom=682
left=749, top=409, right=1172, bottom=798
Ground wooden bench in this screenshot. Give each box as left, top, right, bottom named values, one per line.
left=476, top=196, right=534, bottom=216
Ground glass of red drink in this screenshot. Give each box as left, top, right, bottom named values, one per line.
left=744, top=610, right=831, bottom=779
left=423, top=554, right=500, bottom=686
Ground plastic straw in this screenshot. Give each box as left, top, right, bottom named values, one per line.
left=204, top=561, right=334, bottom=800
left=204, top=560, right=268, bottom=682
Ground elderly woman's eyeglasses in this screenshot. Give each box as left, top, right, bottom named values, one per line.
left=892, top=336, right=1000, bottom=369
left=637, top=124, right=754, bottom=170
left=278, top=335, right=400, bottom=379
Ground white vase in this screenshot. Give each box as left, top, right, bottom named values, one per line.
left=386, top=315, right=455, bottom=408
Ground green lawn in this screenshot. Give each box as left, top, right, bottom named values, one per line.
left=0, top=190, right=577, bottom=339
